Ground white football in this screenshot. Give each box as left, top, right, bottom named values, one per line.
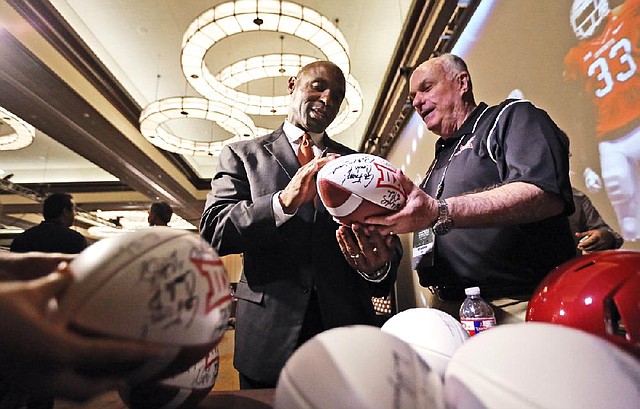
left=119, top=347, right=219, bottom=409
left=275, top=325, right=445, bottom=409
left=382, top=308, right=469, bottom=378
left=317, top=154, right=406, bottom=225
left=444, top=322, right=640, bottom=409
left=55, top=227, right=232, bottom=383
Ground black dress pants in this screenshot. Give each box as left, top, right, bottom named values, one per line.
left=239, top=290, right=325, bottom=390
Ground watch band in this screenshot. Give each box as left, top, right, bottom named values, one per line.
left=433, top=199, right=454, bottom=235
left=437, top=199, right=448, bottom=219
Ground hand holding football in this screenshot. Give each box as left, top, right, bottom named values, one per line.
left=316, top=154, right=406, bottom=225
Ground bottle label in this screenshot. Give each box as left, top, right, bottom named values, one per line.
left=461, top=318, right=496, bottom=336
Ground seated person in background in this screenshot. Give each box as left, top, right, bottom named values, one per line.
left=569, top=187, right=624, bottom=254
left=0, top=251, right=165, bottom=404
left=147, top=201, right=173, bottom=227
left=10, top=192, right=87, bottom=254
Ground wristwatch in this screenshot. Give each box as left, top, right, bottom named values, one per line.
left=433, top=199, right=454, bottom=235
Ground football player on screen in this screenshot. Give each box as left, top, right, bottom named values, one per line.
left=564, top=0, right=640, bottom=241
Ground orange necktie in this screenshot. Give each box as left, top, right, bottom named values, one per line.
left=297, top=133, right=321, bottom=211
left=297, top=133, right=314, bottom=166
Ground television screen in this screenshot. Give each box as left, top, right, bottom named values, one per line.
left=389, top=0, right=639, bottom=248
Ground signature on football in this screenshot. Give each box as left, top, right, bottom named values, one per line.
left=381, top=190, right=404, bottom=210
left=140, top=251, right=199, bottom=334
left=332, top=156, right=376, bottom=187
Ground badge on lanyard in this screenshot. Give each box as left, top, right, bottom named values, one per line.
left=412, top=227, right=435, bottom=270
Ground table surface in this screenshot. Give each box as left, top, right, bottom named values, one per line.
left=53, top=388, right=275, bottom=409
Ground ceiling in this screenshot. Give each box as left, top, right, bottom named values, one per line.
left=0, top=0, right=476, bottom=239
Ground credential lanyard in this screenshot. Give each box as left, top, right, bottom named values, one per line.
left=420, top=136, right=466, bottom=199
left=411, top=106, right=489, bottom=272
left=419, top=106, right=490, bottom=198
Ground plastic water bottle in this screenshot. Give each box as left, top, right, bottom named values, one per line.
left=459, top=287, right=496, bottom=336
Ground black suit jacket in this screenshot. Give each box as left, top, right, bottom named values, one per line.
left=200, top=125, right=400, bottom=384
left=10, top=220, right=87, bottom=254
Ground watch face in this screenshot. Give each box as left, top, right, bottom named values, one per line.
left=433, top=219, right=453, bottom=235
left=434, top=199, right=453, bottom=235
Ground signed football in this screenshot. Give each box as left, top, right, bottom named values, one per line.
left=54, top=227, right=232, bottom=383
left=120, top=347, right=220, bottom=409
left=275, top=325, right=444, bottom=409
left=444, top=323, right=640, bottom=409
left=316, top=154, right=406, bottom=225
left=382, top=308, right=469, bottom=378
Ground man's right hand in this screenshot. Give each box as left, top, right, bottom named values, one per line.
left=365, top=169, right=437, bottom=236
left=279, top=154, right=339, bottom=214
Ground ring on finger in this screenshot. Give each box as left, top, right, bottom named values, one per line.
left=349, top=253, right=360, bottom=259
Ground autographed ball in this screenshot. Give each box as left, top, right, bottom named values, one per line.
left=316, top=153, right=406, bottom=225
left=55, top=227, right=232, bottom=383
left=120, top=347, right=220, bottom=409
left=382, top=308, right=469, bottom=378
left=444, top=323, right=640, bottom=409
left=275, top=325, right=444, bottom=409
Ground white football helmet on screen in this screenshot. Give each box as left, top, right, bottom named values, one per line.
left=570, top=0, right=610, bottom=40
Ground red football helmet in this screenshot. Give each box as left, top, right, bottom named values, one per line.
left=526, top=250, right=640, bottom=358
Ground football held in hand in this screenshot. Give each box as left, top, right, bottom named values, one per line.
left=316, top=154, right=406, bottom=225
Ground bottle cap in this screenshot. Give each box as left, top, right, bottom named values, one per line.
left=464, top=286, right=480, bottom=296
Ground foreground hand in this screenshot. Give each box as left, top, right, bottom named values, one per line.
left=576, top=229, right=616, bottom=253
left=0, top=252, right=75, bottom=281
left=279, top=153, right=340, bottom=214
left=364, top=169, right=436, bottom=235
left=0, top=269, right=166, bottom=401
left=336, top=223, right=394, bottom=275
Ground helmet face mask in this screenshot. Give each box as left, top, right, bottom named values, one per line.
left=605, top=297, right=627, bottom=339
left=570, top=0, right=610, bottom=40
left=527, top=250, right=640, bottom=358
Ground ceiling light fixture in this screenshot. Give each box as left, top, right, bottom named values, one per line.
left=0, top=106, right=36, bottom=151
left=215, top=53, right=363, bottom=134
left=181, top=0, right=351, bottom=115
left=139, top=96, right=257, bottom=156
left=141, top=0, right=362, bottom=157
left=215, top=53, right=313, bottom=115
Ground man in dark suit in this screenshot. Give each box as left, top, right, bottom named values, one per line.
left=200, top=61, right=400, bottom=388
left=10, top=192, right=87, bottom=254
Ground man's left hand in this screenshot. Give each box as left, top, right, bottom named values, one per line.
left=336, top=223, right=394, bottom=275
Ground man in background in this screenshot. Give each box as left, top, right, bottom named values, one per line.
left=10, top=192, right=87, bottom=254
left=570, top=187, right=624, bottom=254
left=148, top=201, right=173, bottom=227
